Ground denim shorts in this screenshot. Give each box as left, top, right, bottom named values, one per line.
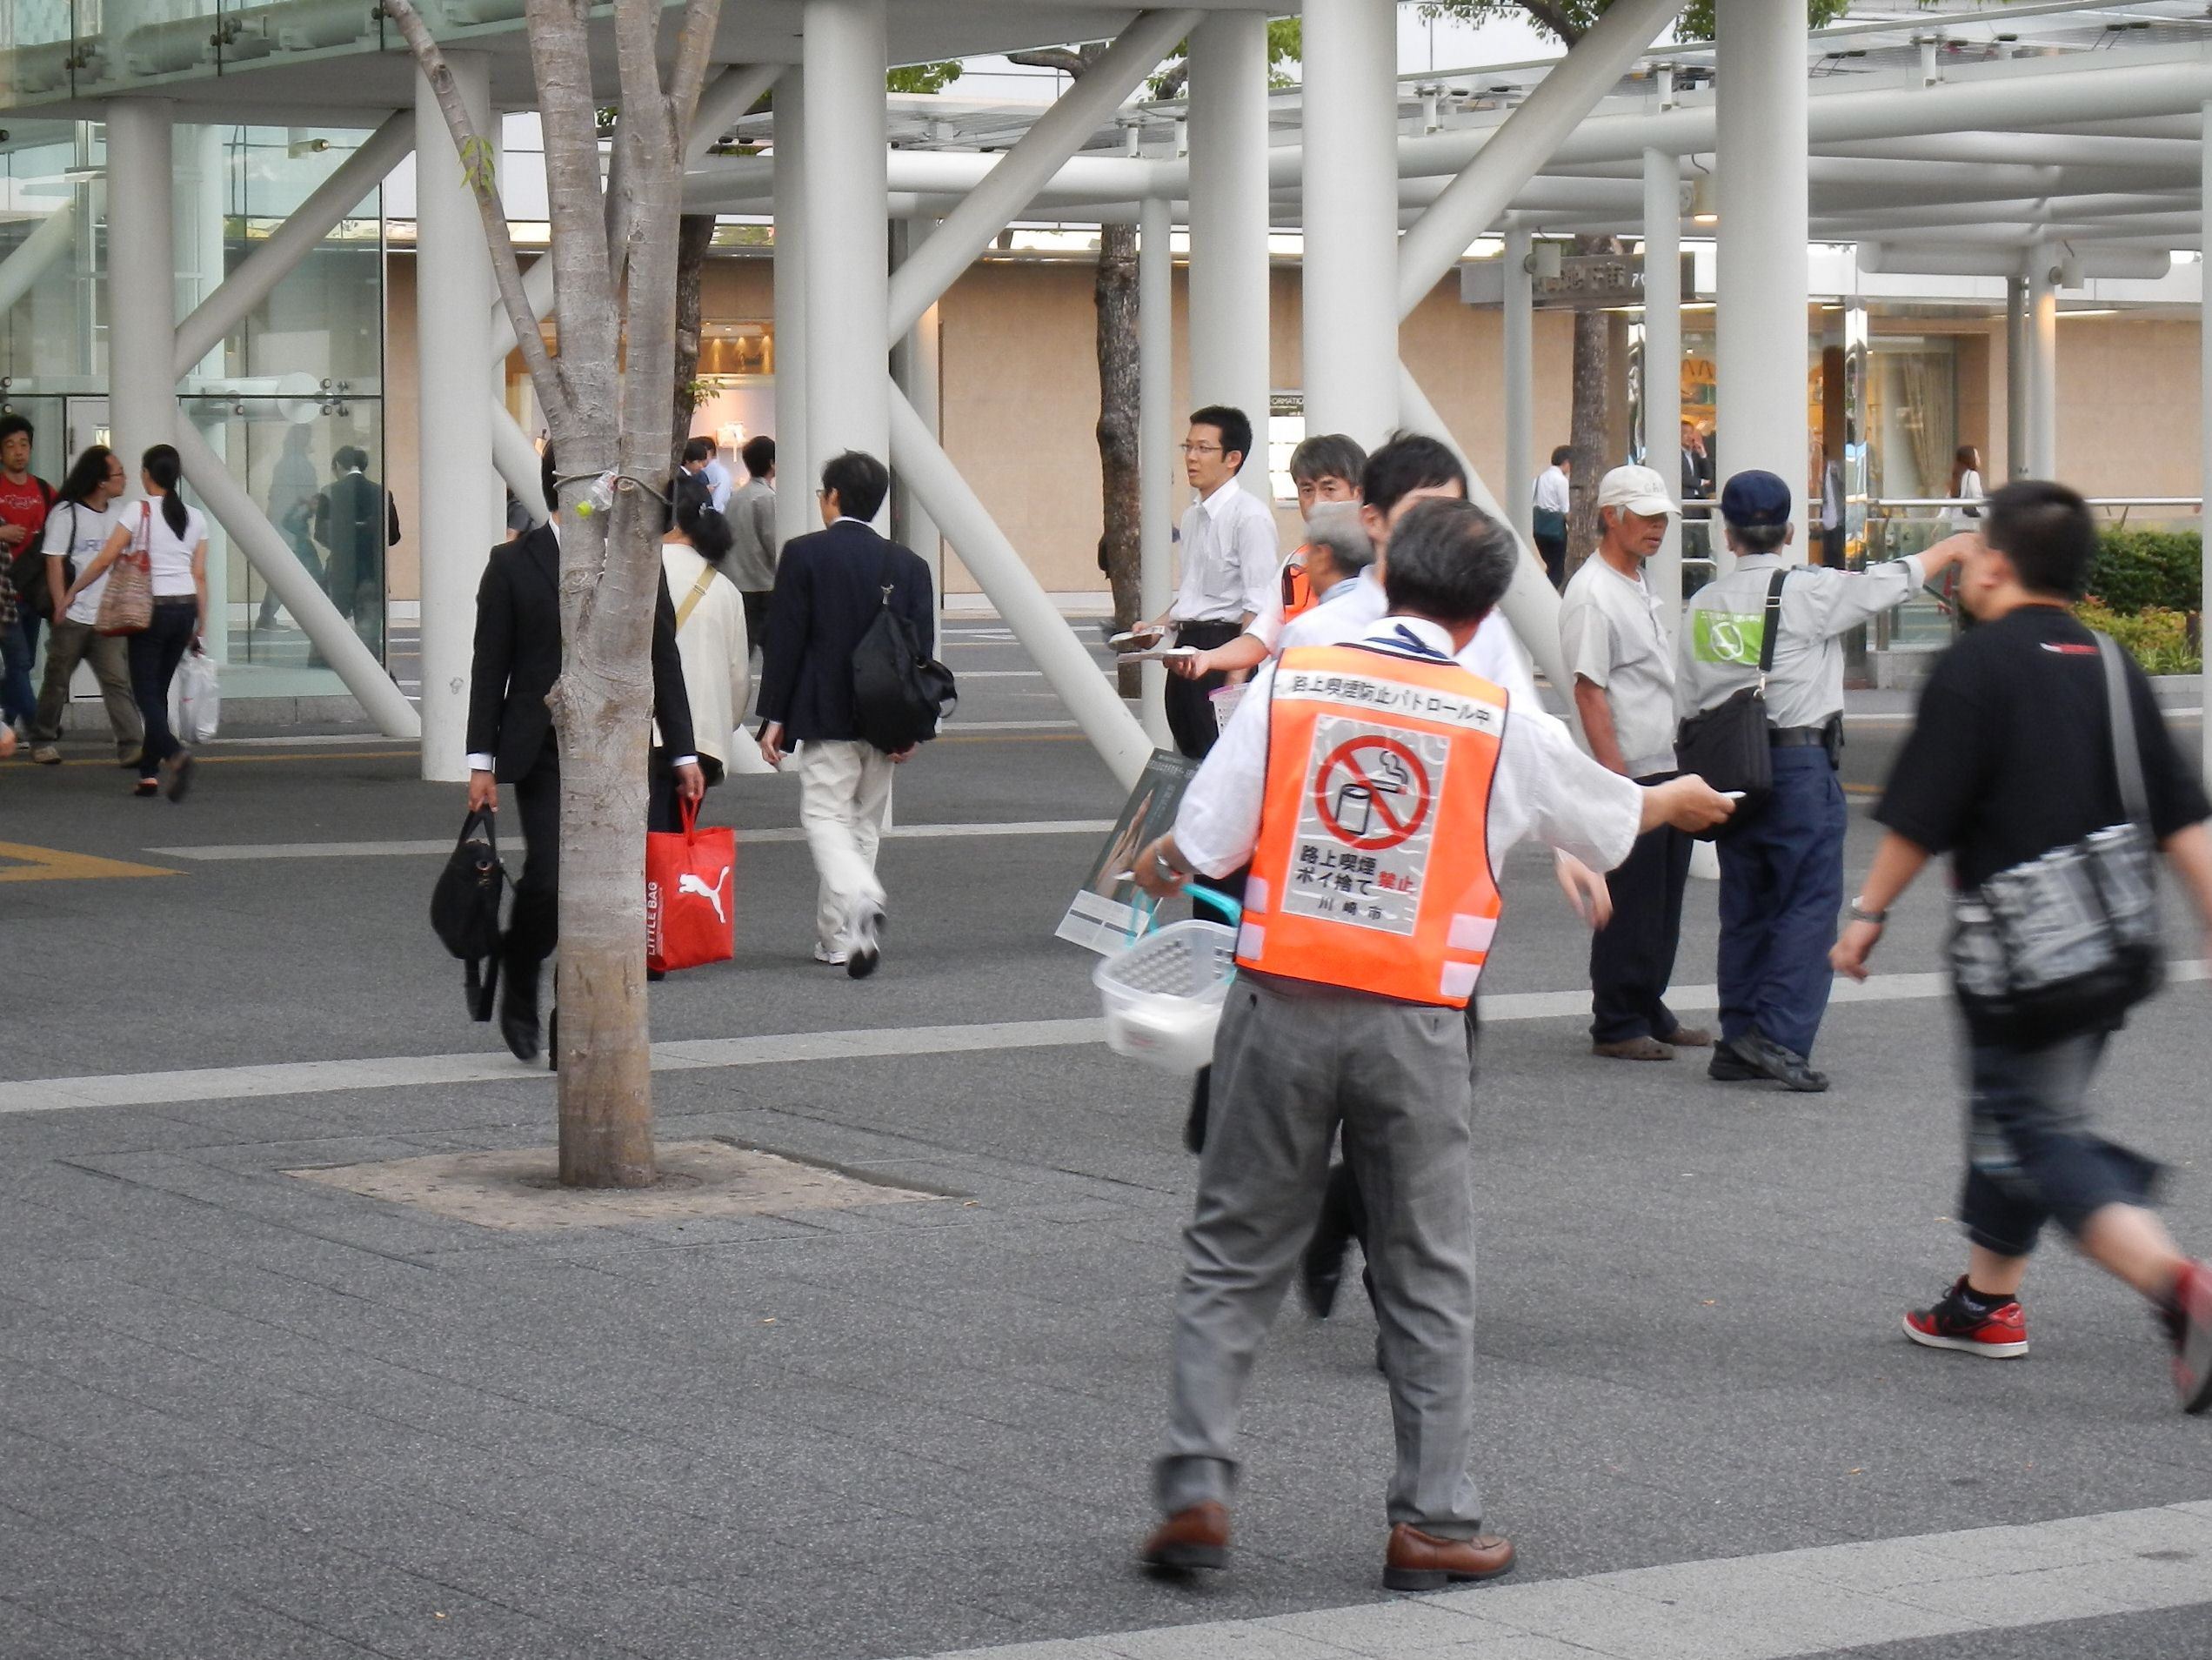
left=1958, top=1030, right=2163, bottom=1257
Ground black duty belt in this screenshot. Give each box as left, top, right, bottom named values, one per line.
left=1770, top=724, right=1837, bottom=748
left=1173, top=619, right=1244, bottom=648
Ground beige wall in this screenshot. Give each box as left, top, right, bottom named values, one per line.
left=380, top=250, right=2200, bottom=604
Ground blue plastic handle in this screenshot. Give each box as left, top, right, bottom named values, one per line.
left=1124, top=881, right=1243, bottom=943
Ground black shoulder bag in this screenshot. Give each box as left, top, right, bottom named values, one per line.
left=430, top=808, right=509, bottom=1021
left=1674, top=569, right=1789, bottom=837
left=10, top=497, right=71, bottom=620
left=1948, top=635, right=2165, bottom=1048
left=851, top=546, right=958, bottom=753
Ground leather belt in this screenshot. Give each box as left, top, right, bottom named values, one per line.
left=1769, top=725, right=1835, bottom=748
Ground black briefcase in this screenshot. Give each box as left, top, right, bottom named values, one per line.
left=1674, top=570, right=1789, bottom=839
left=430, top=808, right=507, bottom=1021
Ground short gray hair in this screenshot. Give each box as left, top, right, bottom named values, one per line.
left=1303, top=500, right=1376, bottom=575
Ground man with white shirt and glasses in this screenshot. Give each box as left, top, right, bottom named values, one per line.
left=1146, top=405, right=1277, bottom=759
left=1560, top=465, right=1707, bottom=1062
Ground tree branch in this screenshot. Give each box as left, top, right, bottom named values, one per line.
left=667, top=0, right=724, bottom=133
left=1520, top=1, right=1585, bottom=44
left=380, top=0, right=568, bottom=423
left=523, top=0, right=618, bottom=425
left=1008, top=46, right=1093, bottom=77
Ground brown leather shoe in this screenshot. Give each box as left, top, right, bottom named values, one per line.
left=1593, top=1036, right=1673, bottom=1061
left=1384, top=1523, right=1516, bottom=1591
left=1140, top=1502, right=1230, bottom=1574
left=1659, top=1025, right=1714, bottom=1048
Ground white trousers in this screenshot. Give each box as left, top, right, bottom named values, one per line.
left=796, top=738, right=893, bottom=951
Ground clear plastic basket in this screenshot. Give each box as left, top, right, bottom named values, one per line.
left=1093, top=919, right=1240, bottom=1073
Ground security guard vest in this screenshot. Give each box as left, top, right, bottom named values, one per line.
left=1238, top=641, right=1507, bottom=1007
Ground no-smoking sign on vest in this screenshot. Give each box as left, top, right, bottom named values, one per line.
left=1288, top=715, right=1450, bottom=936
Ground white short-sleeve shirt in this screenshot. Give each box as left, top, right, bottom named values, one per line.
left=1558, top=552, right=1679, bottom=778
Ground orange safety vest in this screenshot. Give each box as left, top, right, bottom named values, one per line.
left=1237, top=642, right=1507, bottom=1007
left=1280, top=552, right=1318, bottom=621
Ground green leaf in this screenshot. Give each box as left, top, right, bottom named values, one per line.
left=888, top=60, right=964, bottom=95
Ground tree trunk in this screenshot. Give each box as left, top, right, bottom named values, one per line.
left=1565, top=235, right=1617, bottom=575
left=1096, top=221, right=1143, bottom=673
left=672, top=213, right=716, bottom=463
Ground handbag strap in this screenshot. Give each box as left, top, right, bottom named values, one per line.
left=678, top=793, right=700, bottom=842
left=674, top=560, right=716, bottom=630
left=877, top=541, right=899, bottom=607
left=456, top=806, right=499, bottom=860
left=2095, top=633, right=2151, bottom=828
left=1756, top=569, right=1790, bottom=677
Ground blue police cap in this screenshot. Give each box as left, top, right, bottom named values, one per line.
left=1719, top=469, right=1792, bottom=529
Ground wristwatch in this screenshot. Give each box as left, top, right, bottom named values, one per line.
left=1848, top=899, right=1888, bottom=926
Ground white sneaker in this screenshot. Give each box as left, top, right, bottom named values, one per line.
left=845, top=902, right=884, bottom=981
left=812, top=943, right=849, bottom=967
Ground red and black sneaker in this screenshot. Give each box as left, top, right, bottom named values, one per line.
left=2164, top=1260, right=2212, bottom=1415
left=1904, top=1277, right=2028, bottom=1359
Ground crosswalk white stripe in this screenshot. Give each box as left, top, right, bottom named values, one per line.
left=146, top=820, right=1117, bottom=860
left=900, top=1503, right=2212, bottom=1660
left=4, top=965, right=2200, bottom=1119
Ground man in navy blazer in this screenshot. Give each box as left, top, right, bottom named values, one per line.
left=755, top=450, right=933, bottom=978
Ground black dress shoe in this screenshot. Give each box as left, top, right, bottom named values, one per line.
left=1733, top=1028, right=1829, bottom=1094
left=498, top=956, right=542, bottom=1064
left=1708, top=1040, right=1761, bottom=1082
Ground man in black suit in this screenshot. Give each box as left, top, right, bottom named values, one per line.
left=755, top=450, right=932, bottom=979
left=316, top=445, right=402, bottom=654
left=465, top=446, right=704, bottom=1062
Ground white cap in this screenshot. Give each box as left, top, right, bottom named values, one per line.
left=1596, top=465, right=1679, bottom=519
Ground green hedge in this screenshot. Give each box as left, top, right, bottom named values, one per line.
left=2085, top=529, right=2202, bottom=617
left=2076, top=602, right=2202, bottom=677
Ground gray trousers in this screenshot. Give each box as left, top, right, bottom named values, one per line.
left=33, top=618, right=144, bottom=753
left=1157, top=973, right=1484, bottom=1536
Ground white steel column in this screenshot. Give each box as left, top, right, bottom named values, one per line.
left=889, top=219, right=944, bottom=620
left=1139, top=196, right=1174, bottom=746
left=803, top=0, right=890, bottom=512
left=1715, top=0, right=1808, bottom=561
left=104, top=101, right=178, bottom=472
left=2026, top=246, right=2059, bottom=478
left=177, top=124, right=230, bottom=660
left=1502, top=223, right=1534, bottom=551
left=1186, top=10, right=1273, bottom=495
left=1300, top=0, right=1399, bottom=448
left=2201, top=104, right=2210, bottom=785
left=415, top=52, right=495, bottom=781
left=1642, top=145, right=1683, bottom=636
left=2005, top=273, right=2028, bottom=479
left=772, top=72, right=810, bottom=547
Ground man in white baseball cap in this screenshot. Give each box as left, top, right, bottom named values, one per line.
left=1559, top=465, right=1709, bottom=1061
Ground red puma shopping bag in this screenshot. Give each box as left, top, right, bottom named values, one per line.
left=645, top=799, right=737, bottom=974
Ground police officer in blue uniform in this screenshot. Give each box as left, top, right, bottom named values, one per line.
left=1677, top=471, right=1968, bottom=1092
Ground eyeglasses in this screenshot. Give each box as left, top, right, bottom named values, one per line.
left=1180, top=443, right=1222, bottom=457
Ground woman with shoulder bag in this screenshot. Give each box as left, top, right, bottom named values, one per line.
left=28, top=445, right=142, bottom=767
left=65, top=445, right=208, bottom=800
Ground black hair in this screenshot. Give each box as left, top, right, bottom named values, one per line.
left=1729, top=523, right=1790, bottom=556
left=741, top=434, right=776, bottom=479
left=1360, top=432, right=1467, bottom=520
left=540, top=444, right=558, bottom=511
left=665, top=471, right=734, bottom=562
left=57, top=445, right=116, bottom=506
left=143, top=445, right=189, bottom=539
left=332, top=445, right=368, bottom=472
left=682, top=436, right=716, bottom=466
left=1381, top=498, right=1515, bottom=627
left=819, top=450, right=890, bottom=524
left=1550, top=444, right=1574, bottom=467
left=0, top=412, right=32, bottom=448
left=1188, top=405, right=1253, bottom=472
left=1288, top=432, right=1366, bottom=489
left=1984, top=479, right=2097, bottom=599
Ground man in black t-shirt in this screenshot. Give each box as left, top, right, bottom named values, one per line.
left=1832, top=480, right=2212, bottom=1413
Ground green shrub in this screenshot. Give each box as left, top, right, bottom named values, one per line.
left=2075, top=601, right=2202, bottom=676
left=2085, top=529, right=2202, bottom=616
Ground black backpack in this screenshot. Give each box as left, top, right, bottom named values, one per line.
left=430, top=809, right=508, bottom=1021
left=851, top=546, right=956, bottom=753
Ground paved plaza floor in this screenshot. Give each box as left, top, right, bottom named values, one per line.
left=3, top=625, right=2209, bottom=1659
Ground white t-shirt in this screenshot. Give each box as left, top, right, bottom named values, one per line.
left=117, top=498, right=207, bottom=598
left=48, top=500, right=121, bottom=626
